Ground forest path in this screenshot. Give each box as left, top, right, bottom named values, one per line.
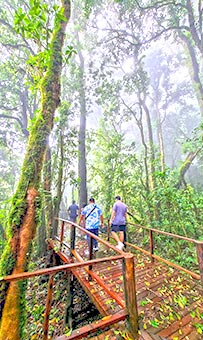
left=50, top=236, right=203, bottom=340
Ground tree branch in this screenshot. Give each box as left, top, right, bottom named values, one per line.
left=0, top=114, right=29, bottom=136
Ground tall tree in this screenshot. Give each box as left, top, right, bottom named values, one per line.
left=78, top=43, right=88, bottom=207
left=133, top=0, right=203, bottom=182
left=72, top=5, right=88, bottom=208
left=0, top=1, right=71, bottom=339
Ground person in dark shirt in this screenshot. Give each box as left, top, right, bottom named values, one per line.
left=68, top=200, right=79, bottom=222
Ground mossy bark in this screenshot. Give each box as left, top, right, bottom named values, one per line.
left=43, top=147, right=53, bottom=239
left=52, top=130, right=64, bottom=237
left=0, top=1, right=71, bottom=339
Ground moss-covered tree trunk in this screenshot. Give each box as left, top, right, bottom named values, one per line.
left=0, top=1, right=71, bottom=339
left=44, top=146, right=54, bottom=240
left=52, top=130, right=65, bottom=237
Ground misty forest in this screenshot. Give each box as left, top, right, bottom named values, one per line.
left=0, top=0, right=203, bottom=339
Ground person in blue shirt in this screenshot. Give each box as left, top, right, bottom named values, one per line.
left=79, top=197, right=104, bottom=252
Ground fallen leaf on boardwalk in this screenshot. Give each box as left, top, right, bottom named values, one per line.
left=102, top=315, right=112, bottom=321
left=149, top=319, right=159, bottom=328
left=145, top=281, right=150, bottom=286
left=65, top=329, right=72, bottom=336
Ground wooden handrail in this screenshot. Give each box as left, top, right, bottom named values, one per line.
left=1, top=255, right=124, bottom=282
left=127, top=222, right=203, bottom=288
left=57, top=218, right=124, bottom=254
left=127, top=222, right=200, bottom=244
left=57, top=218, right=203, bottom=286
left=126, top=242, right=200, bottom=280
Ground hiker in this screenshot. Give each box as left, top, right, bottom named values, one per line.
left=68, top=200, right=79, bottom=222
left=79, top=197, right=104, bottom=253
left=109, top=195, right=127, bottom=250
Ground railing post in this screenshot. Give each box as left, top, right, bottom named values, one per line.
left=122, top=253, right=139, bottom=339
left=149, top=230, right=154, bottom=263
left=60, top=221, right=65, bottom=250
left=64, top=271, right=74, bottom=329
left=88, top=237, right=93, bottom=281
left=43, top=274, right=54, bottom=340
left=70, top=223, right=76, bottom=257
left=196, top=241, right=203, bottom=288
left=107, top=220, right=110, bottom=241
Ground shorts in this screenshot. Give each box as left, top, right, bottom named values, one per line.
left=111, top=224, right=126, bottom=233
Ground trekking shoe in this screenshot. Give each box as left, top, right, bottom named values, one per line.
left=93, top=247, right=99, bottom=252
left=84, top=249, right=89, bottom=256
left=116, top=242, right=124, bottom=250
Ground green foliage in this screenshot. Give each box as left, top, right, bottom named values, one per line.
left=84, top=0, right=94, bottom=17
left=88, top=120, right=134, bottom=216
left=26, top=51, right=51, bottom=86
left=13, top=1, right=73, bottom=88
left=14, top=1, right=50, bottom=42
left=0, top=243, right=15, bottom=277
left=90, top=119, right=203, bottom=270
left=64, top=45, right=77, bottom=64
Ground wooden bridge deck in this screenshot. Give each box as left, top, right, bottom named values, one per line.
left=49, top=236, right=203, bottom=340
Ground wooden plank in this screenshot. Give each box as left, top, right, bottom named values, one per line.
left=49, top=237, right=203, bottom=340
left=139, top=330, right=161, bottom=340
left=74, top=267, right=123, bottom=315
left=72, top=250, right=125, bottom=309
left=183, top=329, right=203, bottom=340
left=54, top=311, right=127, bottom=340
left=157, top=313, right=194, bottom=337
left=170, top=320, right=195, bottom=339
left=72, top=268, right=109, bottom=316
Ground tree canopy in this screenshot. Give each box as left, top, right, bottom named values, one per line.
left=0, top=0, right=203, bottom=337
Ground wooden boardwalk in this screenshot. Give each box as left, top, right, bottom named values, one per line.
left=49, top=236, right=203, bottom=340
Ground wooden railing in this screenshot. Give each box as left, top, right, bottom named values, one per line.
left=127, top=222, right=203, bottom=287
left=56, top=218, right=139, bottom=339
left=2, top=255, right=128, bottom=339
left=1, top=218, right=139, bottom=340
left=2, top=218, right=202, bottom=339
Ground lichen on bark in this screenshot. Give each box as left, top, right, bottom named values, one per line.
left=0, top=1, right=71, bottom=339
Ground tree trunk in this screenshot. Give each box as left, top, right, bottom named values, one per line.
left=52, top=130, right=64, bottom=237
left=133, top=106, right=149, bottom=192
left=140, top=96, right=156, bottom=191
left=0, top=1, right=71, bottom=339
left=176, top=148, right=201, bottom=189
left=43, top=146, right=53, bottom=239
left=77, top=40, right=88, bottom=208
left=156, top=105, right=165, bottom=172
left=37, top=209, right=47, bottom=257
left=179, top=32, right=203, bottom=116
